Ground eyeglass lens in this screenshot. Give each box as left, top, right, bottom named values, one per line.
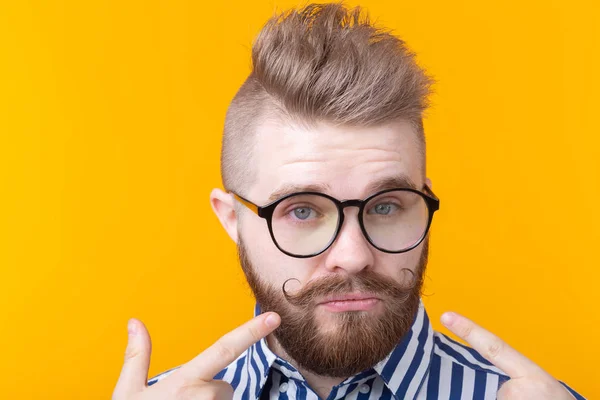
left=270, top=190, right=430, bottom=256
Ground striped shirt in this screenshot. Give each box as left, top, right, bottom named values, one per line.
left=147, top=301, right=585, bottom=399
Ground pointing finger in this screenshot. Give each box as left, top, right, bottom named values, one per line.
left=113, top=318, right=152, bottom=398
left=179, top=312, right=281, bottom=382
left=441, top=311, right=544, bottom=379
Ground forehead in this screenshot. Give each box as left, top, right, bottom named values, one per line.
left=249, top=118, right=424, bottom=202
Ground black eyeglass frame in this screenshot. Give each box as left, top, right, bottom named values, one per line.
left=230, top=185, right=440, bottom=258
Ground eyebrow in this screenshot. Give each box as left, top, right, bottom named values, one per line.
left=268, top=182, right=331, bottom=202
left=365, top=175, right=419, bottom=195
left=267, top=174, right=419, bottom=203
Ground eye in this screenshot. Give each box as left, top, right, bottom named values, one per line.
left=367, top=203, right=399, bottom=215
left=291, top=207, right=315, bottom=220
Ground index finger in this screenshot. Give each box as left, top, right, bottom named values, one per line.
left=441, top=311, right=544, bottom=379
left=179, top=312, right=281, bottom=381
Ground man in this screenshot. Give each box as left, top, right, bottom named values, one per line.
left=112, top=3, right=585, bottom=399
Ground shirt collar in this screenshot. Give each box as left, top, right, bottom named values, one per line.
left=245, top=300, right=434, bottom=400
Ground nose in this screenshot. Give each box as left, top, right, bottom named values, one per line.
left=323, top=207, right=375, bottom=274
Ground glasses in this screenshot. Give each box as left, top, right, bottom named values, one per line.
left=230, top=185, right=440, bottom=258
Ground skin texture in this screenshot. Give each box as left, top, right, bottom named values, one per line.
left=210, top=118, right=430, bottom=397
left=212, top=118, right=428, bottom=308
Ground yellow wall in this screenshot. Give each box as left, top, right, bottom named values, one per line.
left=1, top=0, right=598, bottom=398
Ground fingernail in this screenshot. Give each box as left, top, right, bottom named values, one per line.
left=128, top=319, right=137, bottom=336
left=441, top=312, right=455, bottom=326
left=265, top=313, right=280, bottom=328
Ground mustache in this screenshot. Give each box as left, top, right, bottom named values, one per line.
left=282, top=268, right=419, bottom=308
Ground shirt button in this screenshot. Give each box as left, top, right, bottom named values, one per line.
left=359, top=384, right=370, bottom=394
left=279, top=382, right=289, bottom=392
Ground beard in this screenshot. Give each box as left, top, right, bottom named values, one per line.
left=237, top=236, right=429, bottom=378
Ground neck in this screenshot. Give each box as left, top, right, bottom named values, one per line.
left=266, top=333, right=345, bottom=400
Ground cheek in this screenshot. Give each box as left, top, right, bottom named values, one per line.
left=241, top=218, right=317, bottom=287
left=375, top=248, right=423, bottom=279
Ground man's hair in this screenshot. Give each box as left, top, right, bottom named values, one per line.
left=221, top=2, right=434, bottom=192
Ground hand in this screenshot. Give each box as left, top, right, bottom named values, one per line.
left=112, top=312, right=281, bottom=400
left=441, top=311, right=574, bottom=399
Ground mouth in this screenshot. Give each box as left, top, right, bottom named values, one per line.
left=317, top=292, right=381, bottom=312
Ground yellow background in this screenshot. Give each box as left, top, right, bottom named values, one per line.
left=1, top=0, right=598, bottom=398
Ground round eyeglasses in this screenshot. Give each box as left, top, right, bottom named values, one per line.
left=230, top=186, right=440, bottom=258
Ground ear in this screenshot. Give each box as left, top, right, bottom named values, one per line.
left=425, top=177, right=432, bottom=189
left=209, top=188, right=239, bottom=243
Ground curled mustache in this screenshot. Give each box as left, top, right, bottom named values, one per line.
left=282, top=267, right=419, bottom=308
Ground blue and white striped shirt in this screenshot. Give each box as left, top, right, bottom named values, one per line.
left=148, top=301, right=585, bottom=399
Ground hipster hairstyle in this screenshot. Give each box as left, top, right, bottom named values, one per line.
left=221, top=2, right=434, bottom=192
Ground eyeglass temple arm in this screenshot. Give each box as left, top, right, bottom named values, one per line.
left=230, top=192, right=260, bottom=216
left=423, top=183, right=440, bottom=201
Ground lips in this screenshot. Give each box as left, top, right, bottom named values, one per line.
left=318, top=296, right=381, bottom=312
left=316, top=292, right=382, bottom=312
left=319, top=292, right=380, bottom=304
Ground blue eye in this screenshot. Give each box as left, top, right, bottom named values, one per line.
left=293, top=207, right=313, bottom=220
left=368, top=203, right=398, bottom=215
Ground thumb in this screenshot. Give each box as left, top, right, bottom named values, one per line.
left=113, top=318, right=152, bottom=399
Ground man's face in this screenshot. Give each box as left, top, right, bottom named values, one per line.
left=235, top=119, right=430, bottom=377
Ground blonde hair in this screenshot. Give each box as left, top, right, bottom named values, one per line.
left=222, top=3, right=434, bottom=191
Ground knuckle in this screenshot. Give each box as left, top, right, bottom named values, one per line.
left=124, top=345, right=141, bottom=362
left=483, top=338, right=505, bottom=361
left=247, top=325, right=262, bottom=343
left=214, top=341, right=237, bottom=362
left=459, top=323, right=474, bottom=340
